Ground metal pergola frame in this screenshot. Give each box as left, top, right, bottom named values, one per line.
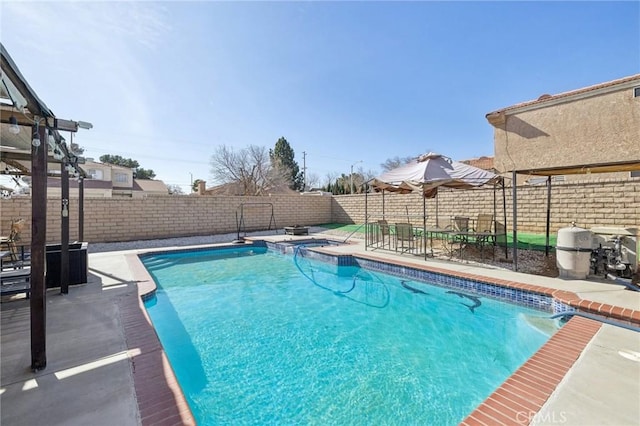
left=364, top=176, right=509, bottom=261
left=510, top=160, right=640, bottom=272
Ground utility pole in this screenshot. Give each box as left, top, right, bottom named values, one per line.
left=189, top=172, right=193, bottom=192
left=350, top=160, right=362, bottom=194
left=302, top=151, right=307, bottom=191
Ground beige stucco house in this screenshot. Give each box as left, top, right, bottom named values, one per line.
left=47, top=160, right=168, bottom=198
left=486, top=74, right=640, bottom=184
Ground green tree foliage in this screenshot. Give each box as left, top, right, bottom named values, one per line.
left=324, top=181, right=333, bottom=194
left=320, top=169, right=372, bottom=194
left=269, top=137, right=303, bottom=191
left=99, top=154, right=156, bottom=179
left=192, top=179, right=204, bottom=193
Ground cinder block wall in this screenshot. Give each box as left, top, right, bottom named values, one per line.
left=1, top=179, right=638, bottom=245
left=332, top=178, right=640, bottom=233
left=0, top=194, right=332, bottom=245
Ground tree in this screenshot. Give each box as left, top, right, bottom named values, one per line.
left=333, top=174, right=349, bottom=195
left=305, top=172, right=320, bottom=190
left=269, top=137, right=303, bottom=191
left=192, top=179, right=204, bottom=193
left=99, top=154, right=156, bottom=179
left=380, top=155, right=414, bottom=172
left=322, top=172, right=338, bottom=190
left=210, top=145, right=288, bottom=196
left=167, top=184, right=184, bottom=195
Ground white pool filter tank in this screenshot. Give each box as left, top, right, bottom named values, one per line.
left=556, top=224, right=593, bottom=279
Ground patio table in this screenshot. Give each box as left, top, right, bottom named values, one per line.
left=416, top=227, right=454, bottom=256
left=449, top=231, right=497, bottom=260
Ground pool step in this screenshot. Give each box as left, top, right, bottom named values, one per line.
left=143, top=257, right=178, bottom=270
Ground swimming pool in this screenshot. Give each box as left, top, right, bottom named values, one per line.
left=142, top=244, right=559, bottom=425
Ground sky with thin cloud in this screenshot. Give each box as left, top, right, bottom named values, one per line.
left=2, top=1, right=638, bottom=192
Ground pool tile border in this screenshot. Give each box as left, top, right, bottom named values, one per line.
left=124, top=244, right=638, bottom=426
left=352, top=252, right=640, bottom=327
left=461, top=315, right=602, bottom=425
left=353, top=255, right=562, bottom=313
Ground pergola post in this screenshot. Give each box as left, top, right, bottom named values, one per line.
left=512, top=170, right=518, bottom=272
left=545, top=176, right=552, bottom=257
left=364, top=181, right=368, bottom=249
left=502, top=178, right=508, bottom=259
left=30, top=122, right=47, bottom=371
left=78, top=177, right=84, bottom=241
left=60, top=165, right=70, bottom=294
left=423, top=195, right=427, bottom=260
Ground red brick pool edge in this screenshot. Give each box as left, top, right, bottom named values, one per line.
left=461, top=315, right=602, bottom=425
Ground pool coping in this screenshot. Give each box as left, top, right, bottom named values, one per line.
left=124, top=243, right=639, bottom=425
left=124, top=253, right=196, bottom=426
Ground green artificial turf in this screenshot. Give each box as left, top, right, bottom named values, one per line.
left=317, top=223, right=557, bottom=251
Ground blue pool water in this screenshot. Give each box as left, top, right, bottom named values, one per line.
left=142, top=246, right=557, bottom=425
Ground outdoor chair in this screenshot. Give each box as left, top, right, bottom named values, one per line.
left=472, top=214, right=495, bottom=259
left=395, top=222, right=415, bottom=254
left=453, top=216, right=470, bottom=232
left=377, top=219, right=392, bottom=249
left=1, top=218, right=26, bottom=266
left=443, top=217, right=471, bottom=258
left=474, top=214, right=494, bottom=233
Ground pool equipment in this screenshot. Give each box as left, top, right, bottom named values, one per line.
left=556, top=224, right=592, bottom=279
left=590, top=226, right=637, bottom=279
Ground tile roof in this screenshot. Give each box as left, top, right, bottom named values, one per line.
left=133, top=179, right=168, bottom=193
left=487, top=74, right=640, bottom=116
left=460, top=156, right=494, bottom=171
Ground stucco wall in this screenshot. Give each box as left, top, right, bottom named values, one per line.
left=492, top=83, right=640, bottom=178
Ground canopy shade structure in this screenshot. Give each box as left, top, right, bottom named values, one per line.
left=365, top=152, right=508, bottom=261
left=370, top=152, right=500, bottom=197
left=370, top=153, right=453, bottom=197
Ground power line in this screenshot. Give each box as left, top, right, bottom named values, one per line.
left=79, top=144, right=210, bottom=165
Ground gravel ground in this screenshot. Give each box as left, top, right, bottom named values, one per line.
left=453, top=244, right=559, bottom=277
left=88, top=227, right=559, bottom=278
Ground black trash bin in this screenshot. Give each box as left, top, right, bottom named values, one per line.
left=46, top=242, right=88, bottom=288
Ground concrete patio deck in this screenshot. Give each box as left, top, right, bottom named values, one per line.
left=1, top=230, right=639, bottom=425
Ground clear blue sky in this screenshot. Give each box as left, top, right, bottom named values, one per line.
left=2, top=1, right=638, bottom=192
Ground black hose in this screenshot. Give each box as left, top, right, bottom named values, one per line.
left=293, top=245, right=355, bottom=294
